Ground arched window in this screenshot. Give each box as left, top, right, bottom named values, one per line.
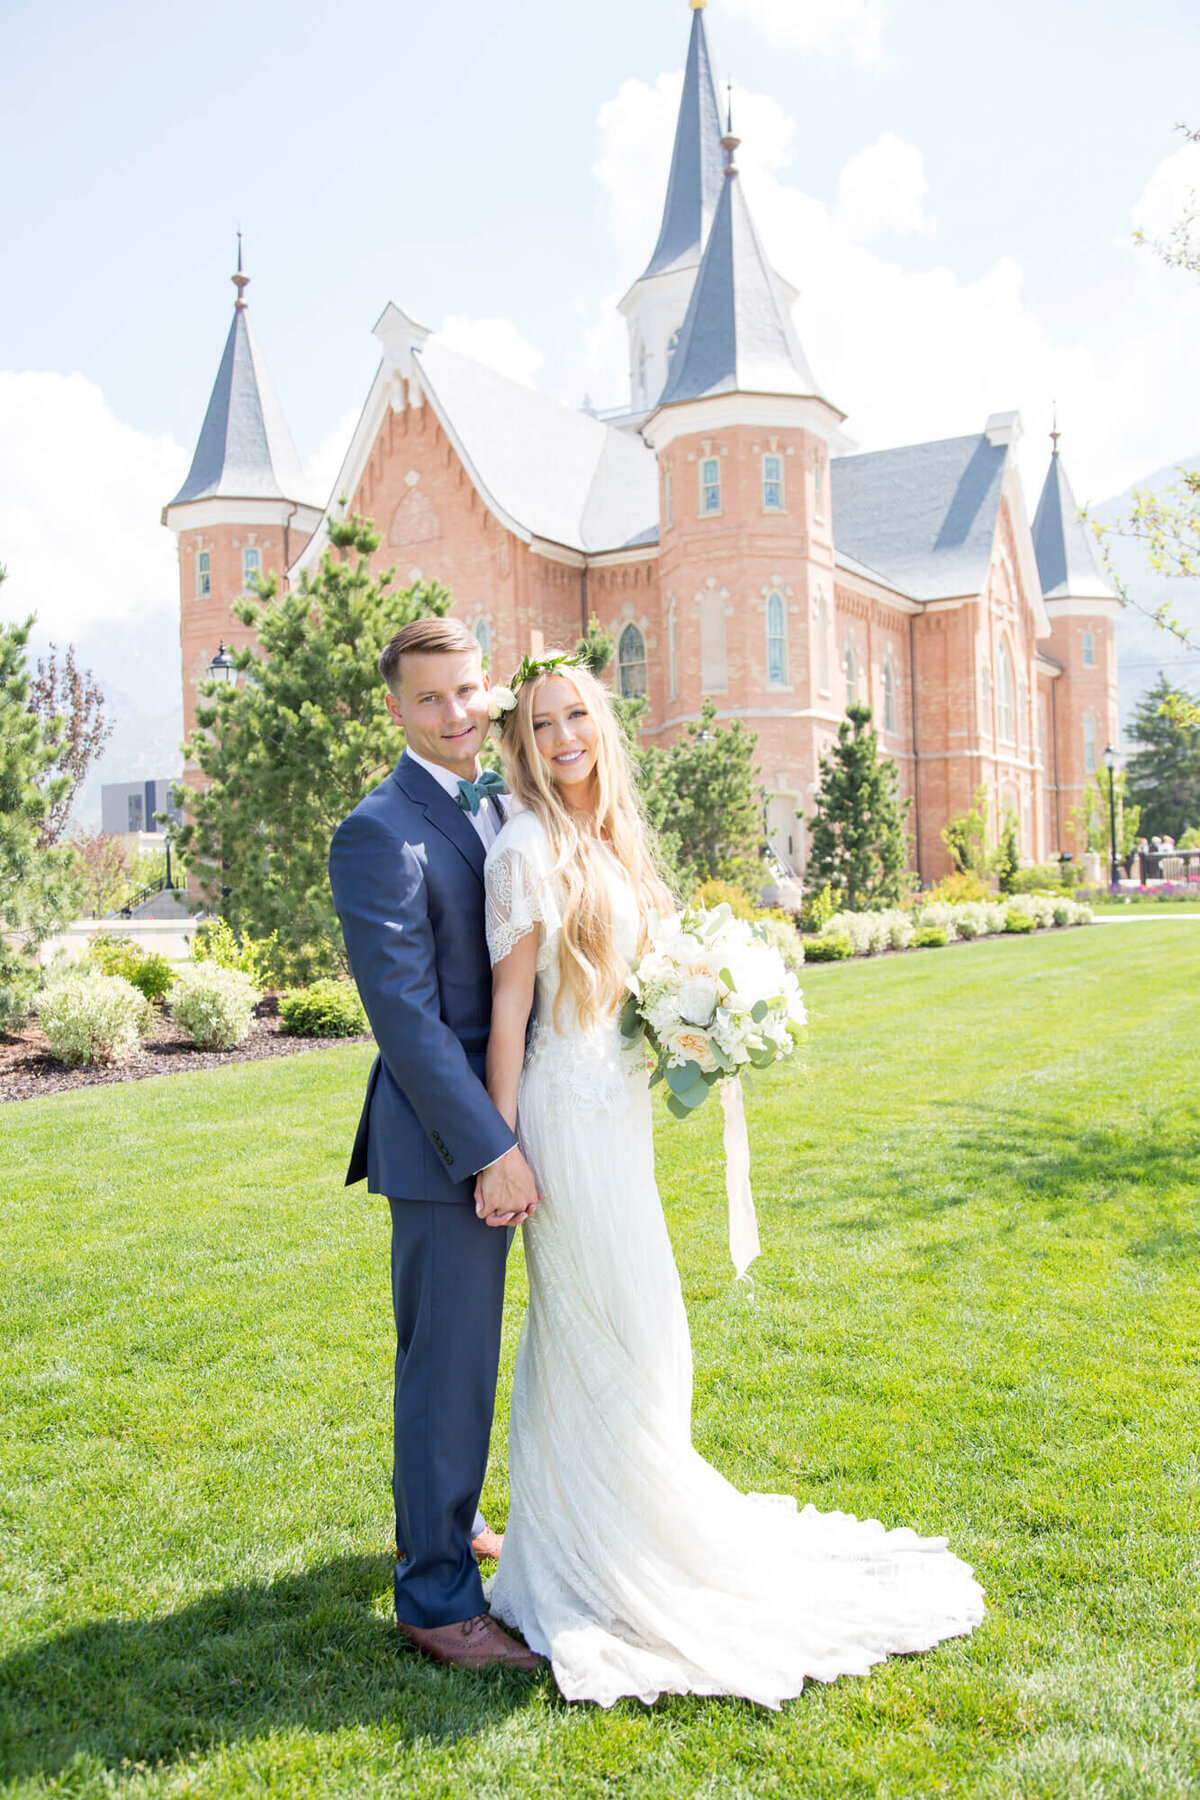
left=996, top=639, right=1015, bottom=742
left=816, top=594, right=831, bottom=693
left=700, top=457, right=721, bottom=514
left=844, top=643, right=858, bottom=705
left=762, top=455, right=784, bottom=511
left=1082, top=630, right=1096, bottom=668
left=196, top=549, right=211, bottom=598
left=767, top=592, right=786, bottom=684
left=242, top=546, right=262, bottom=591
left=474, top=618, right=491, bottom=664
left=618, top=623, right=648, bottom=699
left=882, top=657, right=898, bottom=734
left=1083, top=712, right=1096, bottom=775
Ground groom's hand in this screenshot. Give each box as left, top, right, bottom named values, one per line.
left=475, top=1146, right=540, bottom=1228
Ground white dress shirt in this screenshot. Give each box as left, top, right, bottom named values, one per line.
left=404, top=746, right=504, bottom=850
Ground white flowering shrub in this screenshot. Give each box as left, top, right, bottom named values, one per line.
left=883, top=909, right=915, bottom=950
left=983, top=902, right=1008, bottom=934
left=1006, top=894, right=1056, bottom=929
left=812, top=891, right=1093, bottom=960
left=753, top=915, right=806, bottom=972
left=170, top=962, right=259, bottom=1050
left=38, top=970, right=151, bottom=1068
left=950, top=902, right=986, bottom=940
left=913, top=901, right=961, bottom=942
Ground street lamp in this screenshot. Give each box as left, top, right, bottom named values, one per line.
left=209, top=641, right=236, bottom=684
left=1103, top=744, right=1120, bottom=890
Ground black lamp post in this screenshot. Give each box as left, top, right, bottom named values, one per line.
left=209, top=641, right=236, bottom=684
left=163, top=831, right=174, bottom=890
left=1103, top=744, right=1120, bottom=890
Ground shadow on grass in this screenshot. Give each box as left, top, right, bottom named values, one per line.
left=0, top=1555, right=541, bottom=1785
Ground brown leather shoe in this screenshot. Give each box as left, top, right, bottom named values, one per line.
left=397, top=1612, right=545, bottom=1672
left=471, top=1525, right=504, bottom=1561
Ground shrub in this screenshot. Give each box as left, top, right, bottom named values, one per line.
left=87, top=934, right=177, bottom=1003
left=170, top=962, right=259, bottom=1050
left=1006, top=864, right=1075, bottom=896
left=279, top=978, right=368, bottom=1039
left=38, top=970, right=149, bottom=1067
left=799, top=881, right=836, bottom=933
left=913, top=901, right=960, bottom=943
left=1006, top=893, right=1056, bottom=929
left=801, top=933, right=852, bottom=962
left=1003, top=908, right=1036, bottom=934
left=929, top=870, right=992, bottom=905
left=191, top=918, right=281, bottom=988
left=912, top=926, right=948, bottom=948
left=692, top=879, right=756, bottom=921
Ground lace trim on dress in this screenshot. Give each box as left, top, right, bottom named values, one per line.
left=485, top=842, right=560, bottom=971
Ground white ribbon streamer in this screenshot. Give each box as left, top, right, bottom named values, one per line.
left=719, top=1079, right=760, bottom=1283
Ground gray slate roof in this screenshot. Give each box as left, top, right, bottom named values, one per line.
left=414, top=340, right=658, bottom=554
left=168, top=298, right=313, bottom=507
left=1031, top=451, right=1115, bottom=600
left=830, top=432, right=1011, bottom=601
left=640, top=6, right=725, bottom=281
left=657, top=165, right=824, bottom=407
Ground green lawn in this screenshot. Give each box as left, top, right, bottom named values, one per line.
left=1, top=925, right=1197, bottom=1799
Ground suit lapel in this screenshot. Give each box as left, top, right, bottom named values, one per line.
left=394, top=753, right=487, bottom=885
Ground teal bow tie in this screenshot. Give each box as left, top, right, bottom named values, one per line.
left=456, top=769, right=508, bottom=815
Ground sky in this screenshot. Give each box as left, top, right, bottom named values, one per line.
left=2, top=0, right=1200, bottom=661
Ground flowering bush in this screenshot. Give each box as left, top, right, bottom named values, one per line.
left=38, top=970, right=150, bottom=1067
left=624, top=904, right=806, bottom=1119
left=819, top=895, right=1093, bottom=958
left=825, top=908, right=914, bottom=954
left=170, top=962, right=259, bottom=1050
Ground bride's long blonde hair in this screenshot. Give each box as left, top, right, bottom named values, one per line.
left=499, top=659, right=673, bottom=1031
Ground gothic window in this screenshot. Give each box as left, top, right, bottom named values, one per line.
left=882, top=657, right=898, bottom=734
left=817, top=594, right=831, bottom=693
left=242, top=546, right=262, bottom=591
left=197, top=550, right=211, bottom=598
left=667, top=599, right=678, bottom=700
left=474, top=619, right=491, bottom=664
left=763, top=455, right=784, bottom=511
left=700, top=589, right=727, bottom=692
left=996, top=639, right=1015, bottom=742
left=844, top=642, right=858, bottom=705
left=700, top=457, right=721, bottom=515
left=618, top=623, right=648, bottom=699
left=663, top=468, right=673, bottom=531
left=1082, top=630, right=1096, bottom=668
left=767, top=592, right=786, bottom=684
left=1083, top=712, right=1096, bottom=775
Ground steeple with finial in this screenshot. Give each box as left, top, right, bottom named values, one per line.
left=232, top=230, right=250, bottom=308
left=1031, top=414, right=1114, bottom=601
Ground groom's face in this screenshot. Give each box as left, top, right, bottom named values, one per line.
left=386, top=649, right=492, bottom=777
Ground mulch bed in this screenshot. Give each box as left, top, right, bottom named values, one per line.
left=1, top=997, right=373, bottom=1105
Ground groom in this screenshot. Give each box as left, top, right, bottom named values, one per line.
left=328, top=615, right=543, bottom=1672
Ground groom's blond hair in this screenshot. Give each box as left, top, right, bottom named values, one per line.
left=379, top=618, right=480, bottom=693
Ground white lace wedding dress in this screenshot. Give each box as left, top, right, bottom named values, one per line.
left=483, top=810, right=984, bottom=1708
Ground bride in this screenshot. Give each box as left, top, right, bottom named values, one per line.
left=480, top=653, right=985, bottom=1709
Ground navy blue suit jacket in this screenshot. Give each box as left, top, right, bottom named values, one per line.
left=328, top=751, right=518, bottom=1202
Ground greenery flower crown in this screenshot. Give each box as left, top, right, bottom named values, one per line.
left=487, top=650, right=588, bottom=727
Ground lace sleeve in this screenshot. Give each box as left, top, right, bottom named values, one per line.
left=484, top=825, right=561, bottom=966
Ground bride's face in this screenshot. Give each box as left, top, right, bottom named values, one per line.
left=531, top=675, right=600, bottom=798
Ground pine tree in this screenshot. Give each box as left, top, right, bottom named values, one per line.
left=175, top=516, right=452, bottom=981
left=806, top=702, right=911, bottom=909
left=1124, top=675, right=1200, bottom=839
left=0, top=583, right=82, bottom=1025
left=637, top=701, right=762, bottom=896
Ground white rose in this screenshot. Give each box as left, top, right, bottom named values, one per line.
left=675, top=976, right=720, bottom=1027
left=487, top=685, right=517, bottom=721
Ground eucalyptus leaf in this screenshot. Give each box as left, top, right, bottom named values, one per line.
left=666, top=1093, right=694, bottom=1121
left=665, top=1059, right=703, bottom=1097
left=751, top=999, right=769, bottom=1024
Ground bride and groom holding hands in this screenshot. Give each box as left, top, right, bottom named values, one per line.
left=328, top=615, right=984, bottom=1708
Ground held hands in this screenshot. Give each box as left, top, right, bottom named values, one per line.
left=475, top=1145, right=541, bottom=1228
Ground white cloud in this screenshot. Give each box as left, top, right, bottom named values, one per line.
left=724, top=0, right=886, bottom=66
left=1130, top=137, right=1200, bottom=244
left=0, top=370, right=186, bottom=641
left=590, top=79, right=1200, bottom=503
left=836, top=132, right=935, bottom=243
left=437, top=314, right=545, bottom=387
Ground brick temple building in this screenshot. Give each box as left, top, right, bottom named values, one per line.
left=164, top=0, right=1120, bottom=882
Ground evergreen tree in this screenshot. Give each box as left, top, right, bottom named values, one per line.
left=0, top=582, right=82, bottom=1025
left=806, top=702, right=911, bottom=909
left=1125, top=674, right=1200, bottom=839
left=637, top=701, right=762, bottom=896
left=175, top=516, right=452, bottom=980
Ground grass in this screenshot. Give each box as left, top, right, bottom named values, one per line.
left=1, top=923, right=1198, bottom=1798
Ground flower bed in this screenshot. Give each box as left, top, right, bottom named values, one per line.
left=811, top=896, right=1093, bottom=959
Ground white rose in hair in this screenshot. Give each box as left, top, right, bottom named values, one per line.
left=488, top=686, right=518, bottom=721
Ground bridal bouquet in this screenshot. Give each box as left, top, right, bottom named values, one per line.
left=621, top=904, right=806, bottom=1280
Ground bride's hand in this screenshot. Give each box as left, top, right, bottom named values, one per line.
left=475, top=1146, right=541, bottom=1228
